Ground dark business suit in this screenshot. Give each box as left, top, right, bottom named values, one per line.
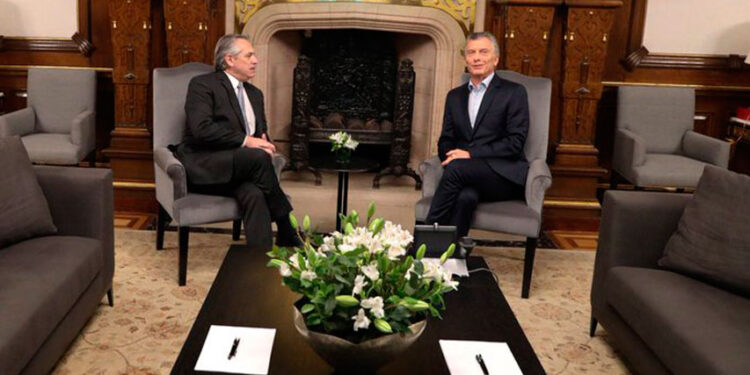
left=426, top=74, right=529, bottom=238
left=173, top=71, right=291, bottom=247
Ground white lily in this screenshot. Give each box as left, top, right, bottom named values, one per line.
left=352, top=274, right=368, bottom=295
left=352, top=308, right=371, bottom=331
left=279, top=262, right=291, bottom=277
left=360, top=263, right=379, bottom=281
left=301, top=270, right=317, bottom=282
left=361, top=296, right=385, bottom=318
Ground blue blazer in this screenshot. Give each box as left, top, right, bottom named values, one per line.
left=437, top=74, right=530, bottom=186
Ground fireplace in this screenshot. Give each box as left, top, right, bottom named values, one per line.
left=284, top=29, right=422, bottom=188
left=241, top=2, right=467, bottom=186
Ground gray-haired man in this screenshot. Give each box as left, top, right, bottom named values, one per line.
left=172, top=34, right=299, bottom=248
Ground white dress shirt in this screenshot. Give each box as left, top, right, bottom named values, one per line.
left=224, top=72, right=256, bottom=140
left=467, top=73, right=494, bottom=128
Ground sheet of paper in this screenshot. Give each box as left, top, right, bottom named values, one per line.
left=439, top=339, right=523, bottom=375
left=423, top=258, right=469, bottom=277
left=194, top=325, right=276, bottom=374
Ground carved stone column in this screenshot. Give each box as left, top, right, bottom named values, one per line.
left=546, top=0, right=621, bottom=229
left=164, top=0, right=210, bottom=66
left=490, top=0, right=561, bottom=76
left=104, top=0, right=154, bottom=212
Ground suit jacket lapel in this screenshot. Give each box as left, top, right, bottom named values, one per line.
left=217, top=73, right=247, bottom=134
left=458, top=85, right=473, bottom=138
left=472, top=73, right=500, bottom=136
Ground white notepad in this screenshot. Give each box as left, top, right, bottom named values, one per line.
left=439, top=339, right=523, bottom=375
left=194, top=325, right=276, bottom=374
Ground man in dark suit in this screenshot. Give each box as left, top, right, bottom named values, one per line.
left=426, top=32, right=529, bottom=238
left=173, top=34, right=299, bottom=247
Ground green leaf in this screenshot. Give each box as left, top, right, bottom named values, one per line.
left=344, top=222, right=355, bottom=235
left=374, top=318, right=393, bottom=333
left=302, top=215, right=311, bottom=231
left=289, top=213, right=298, bottom=230
left=366, top=202, right=376, bottom=224
left=267, top=259, right=285, bottom=268
left=415, top=244, right=426, bottom=259
left=324, top=296, right=337, bottom=314
left=351, top=210, right=359, bottom=225
left=301, top=303, right=315, bottom=314
left=334, top=274, right=352, bottom=286
left=335, top=295, right=359, bottom=307
left=307, top=315, right=322, bottom=326
left=440, top=243, right=456, bottom=264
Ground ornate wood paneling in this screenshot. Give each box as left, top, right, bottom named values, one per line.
left=164, top=0, right=210, bottom=66
left=503, top=6, right=556, bottom=76
left=109, top=0, right=151, bottom=87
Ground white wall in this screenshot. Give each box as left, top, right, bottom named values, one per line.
left=0, top=0, right=78, bottom=38
left=643, top=0, right=750, bottom=55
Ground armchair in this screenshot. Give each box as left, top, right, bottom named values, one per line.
left=415, top=70, right=552, bottom=298
left=153, top=63, right=285, bottom=286
left=611, top=86, right=730, bottom=189
left=0, top=68, right=96, bottom=165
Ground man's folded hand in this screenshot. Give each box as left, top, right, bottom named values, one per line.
left=441, top=148, right=471, bottom=166
left=244, top=134, right=276, bottom=156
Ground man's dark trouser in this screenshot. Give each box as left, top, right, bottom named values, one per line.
left=425, top=158, right=524, bottom=238
left=189, top=148, right=292, bottom=247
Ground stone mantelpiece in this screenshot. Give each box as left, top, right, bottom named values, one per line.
left=242, top=3, right=466, bottom=167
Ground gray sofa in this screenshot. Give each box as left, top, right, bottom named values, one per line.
left=590, top=190, right=750, bottom=375
left=0, top=166, right=114, bottom=375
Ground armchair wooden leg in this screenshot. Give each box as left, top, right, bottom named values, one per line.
left=232, top=219, right=242, bottom=241
left=178, top=226, right=190, bottom=286
left=522, top=237, right=538, bottom=299
left=589, top=316, right=598, bottom=337
left=157, top=204, right=170, bottom=250
left=107, top=288, right=114, bottom=307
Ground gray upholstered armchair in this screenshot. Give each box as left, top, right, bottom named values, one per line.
left=0, top=68, right=97, bottom=165
left=611, top=86, right=730, bottom=189
left=415, top=70, right=552, bottom=298
left=153, top=63, right=286, bottom=286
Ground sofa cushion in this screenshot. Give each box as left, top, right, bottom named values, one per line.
left=659, top=165, right=750, bottom=296
left=0, top=236, right=102, bottom=375
left=0, top=136, right=57, bottom=247
left=605, top=267, right=750, bottom=375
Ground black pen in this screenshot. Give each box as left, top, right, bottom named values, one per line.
left=228, top=338, right=240, bottom=360
left=475, top=353, right=489, bottom=375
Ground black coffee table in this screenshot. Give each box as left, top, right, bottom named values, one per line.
left=171, top=245, right=545, bottom=374
left=311, top=155, right=379, bottom=231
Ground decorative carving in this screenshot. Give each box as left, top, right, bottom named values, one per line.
left=109, top=0, right=151, bottom=85
left=164, top=0, right=209, bottom=66
left=503, top=6, right=556, bottom=76
left=561, top=7, right=614, bottom=100
left=234, top=0, right=475, bottom=35
left=621, top=45, right=648, bottom=71
left=71, top=32, right=95, bottom=56
left=373, top=59, right=422, bottom=189
left=286, top=55, right=323, bottom=184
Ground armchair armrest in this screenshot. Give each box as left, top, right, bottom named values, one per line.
left=70, top=110, right=96, bottom=154
left=612, top=128, right=646, bottom=176
left=418, top=156, right=443, bottom=198
left=272, top=152, right=286, bottom=180
left=0, top=107, right=35, bottom=137
left=154, top=147, right=188, bottom=201
left=33, top=166, right=114, bottom=284
left=591, top=190, right=691, bottom=313
left=682, top=130, right=730, bottom=168
left=524, top=158, right=552, bottom=215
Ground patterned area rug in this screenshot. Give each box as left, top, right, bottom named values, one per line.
left=51, top=229, right=631, bottom=375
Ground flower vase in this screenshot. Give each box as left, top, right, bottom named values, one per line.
left=293, top=307, right=426, bottom=373
left=334, top=148, right=352, bottom=165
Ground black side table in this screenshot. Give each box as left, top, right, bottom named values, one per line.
left=311, top=155, right=379, bottom=231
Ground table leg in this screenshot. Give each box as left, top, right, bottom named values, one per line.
left=336, top=171, right=345, bottom=231
left=342, top=171, right=349, bottom=218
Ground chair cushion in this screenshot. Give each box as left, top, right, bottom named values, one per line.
left=0, top=136, right=56, bottom=247
left=414, top=197, right=541, bottom=238
left=631, top=153, right=707, bottom=188
left=659, top=165, right=750, bottom=296
left=605, top=267, right=750, bottom=375
left=0, top=236, right=103, bottom=375
left=21, top=133, right=85, bottom=165
left=172, top=193, right=241, bottom=226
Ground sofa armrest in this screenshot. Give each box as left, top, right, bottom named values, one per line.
left=612, top=128, right=646, bottom=176
left=418, top=156, right=443, bottom=198
left=525, top=158, right=552, bottom=215
left=154, top=147, right=188, bottom=201
left=70, top=110, right=96, bottom=154
left=33, top=166, right=114, bottom=284
left=591, top=190, right=691, bottom=314
left=682, top=130, right=730, bottom=168
left=272, top=152, right=286, bottom=180
left=0, top=107, right=35, bottom=137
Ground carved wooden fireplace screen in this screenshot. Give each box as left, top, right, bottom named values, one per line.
left=285, top=30, right=422, bottom=189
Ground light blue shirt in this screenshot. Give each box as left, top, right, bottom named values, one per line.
left=467, top=74, right=494, bottom=128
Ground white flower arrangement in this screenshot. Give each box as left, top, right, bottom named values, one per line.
left=329, top=131, right=359, bottom=152
left=267, top=203, right=458, bottom=342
